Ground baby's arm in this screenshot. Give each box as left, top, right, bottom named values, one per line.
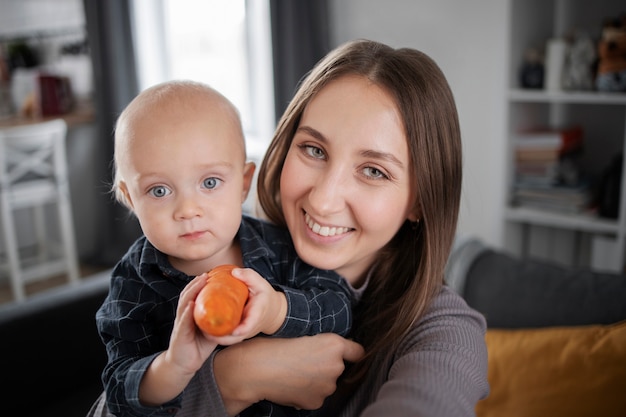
left=220, top=265, right=353, bottom=341
left=274, top=264, right=354, bottom=338
left=139, top=274, right=219, bottom=406
left=198, top=264, right=353, bottom=344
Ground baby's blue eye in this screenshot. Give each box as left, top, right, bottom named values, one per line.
left=149, top=186, right=171, bottom=198
left=203, top=177, right=221, bottom=189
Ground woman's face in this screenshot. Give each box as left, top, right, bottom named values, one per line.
left=280, top=75, right=417, bottom=286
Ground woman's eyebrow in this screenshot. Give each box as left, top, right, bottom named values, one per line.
left=296, top=126, right=326, bottom=142
left=361, top=149, right=404, bottom=168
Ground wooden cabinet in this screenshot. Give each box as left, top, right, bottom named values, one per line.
left=503, top=0, right=626, bottom=272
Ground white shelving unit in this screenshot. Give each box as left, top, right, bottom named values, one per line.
left=503, top=0, right=626, bottom=272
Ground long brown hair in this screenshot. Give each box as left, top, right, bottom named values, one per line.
left=257, top=39, right=462, bottom=380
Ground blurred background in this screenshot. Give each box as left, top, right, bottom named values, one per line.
left=1, top=0, right=625, bottom=302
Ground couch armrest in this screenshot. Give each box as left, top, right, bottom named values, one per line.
left=445, top=236, right=489, bottom=295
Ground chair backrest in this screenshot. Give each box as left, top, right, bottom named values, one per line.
left=0, top=119, right=68, bottom=190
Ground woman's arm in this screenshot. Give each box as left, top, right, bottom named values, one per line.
left=357, top=287, right=489, bottom=417
left=214, top=334, right=364, bottom=416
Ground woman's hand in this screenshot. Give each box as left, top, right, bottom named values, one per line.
left=214, top=333, right=364, bottom=415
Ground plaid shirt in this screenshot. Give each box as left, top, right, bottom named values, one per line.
left=96, top=215, right=353, bottom=417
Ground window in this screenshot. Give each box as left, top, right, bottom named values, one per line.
left=131, top=0, right=275, bottom=161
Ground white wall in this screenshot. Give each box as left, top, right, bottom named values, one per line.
left=329, top=0, right=510, bottom=248
left=0, top=0, right=83, bottom=36
left=0, top=0, right=85, bottom=66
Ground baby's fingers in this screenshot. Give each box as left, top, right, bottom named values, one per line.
left=229, top=313, right=258, bottom=338
left=204, top=331, right=247, bottom=346
left=178, top=273, right=208, bottom=314
left=231, top=267, right=270, bottom=294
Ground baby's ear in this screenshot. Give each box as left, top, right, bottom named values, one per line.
left=241, top=162, right=256, bottom=202
left=117, top=181, right=135, bottom=210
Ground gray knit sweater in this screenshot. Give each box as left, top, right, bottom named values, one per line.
left=180, top=285, right=489, bottom=417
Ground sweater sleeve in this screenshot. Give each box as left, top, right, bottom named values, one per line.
left=178, top=350, right=230, bottom=417
left=352, top=287, right=490, bottom=417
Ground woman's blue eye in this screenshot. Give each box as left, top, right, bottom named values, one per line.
left=363, top=167, right=388, bottom=180
left=203, top=177, right=221, bottom=189
left=304, top=144, right=325, bottom=159
left=149, top=186, right=171, bottom=198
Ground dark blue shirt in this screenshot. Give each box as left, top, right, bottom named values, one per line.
left=97, top=215, right=353, bottom=417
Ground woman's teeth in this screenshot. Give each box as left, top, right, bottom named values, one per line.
left=305, top=213, right=350, bottom=237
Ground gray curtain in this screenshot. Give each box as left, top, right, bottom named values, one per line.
left=83, top=0, right=142, bottom=265
left=269, top=0, right=331, bottom=121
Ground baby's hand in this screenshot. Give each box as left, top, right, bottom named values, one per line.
left=166, top=273, right=219, bottom=372
left=207, top=268, right=287, bottom=345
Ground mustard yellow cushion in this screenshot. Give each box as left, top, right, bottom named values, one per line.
left=477, top=320, right=626, bottom=417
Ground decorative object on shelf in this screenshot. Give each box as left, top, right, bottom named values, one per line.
left=6, top=41, right=38, bottom=71
left=545, top=38, right=567, bottom=91
left=520, top=47, right=544, bottom=89
left=9, top=67, right=39, bottom=116
left=595, top=14, right=626, bottom=93
left=562, top=31, right=596, bottom=91
left=38, top=73, right=74, bottom=116
left=592, top=153, right=622, bottom=219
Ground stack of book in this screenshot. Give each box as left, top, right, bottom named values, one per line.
left=512, top=126, right=589, bottom=214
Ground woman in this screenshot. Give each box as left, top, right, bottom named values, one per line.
left=204, top=39, right=489, bottom=416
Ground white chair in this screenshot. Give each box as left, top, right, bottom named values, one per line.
left=0, top=119, right=80, bottom=301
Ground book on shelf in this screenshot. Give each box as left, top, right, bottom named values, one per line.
left=516, top=148, right=560, bottom=161
left=513, top=125, right=584, bottom=187
left=514, top=125, right=583, bottom=154
left=512, top=182, right=590, bottom=214
left=516, top=164, right=559, bottom=181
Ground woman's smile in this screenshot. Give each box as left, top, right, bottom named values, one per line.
left=304, top=212, right=351, bottom=237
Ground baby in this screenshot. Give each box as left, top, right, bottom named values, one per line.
left=93, top=80, right=354, bottom=417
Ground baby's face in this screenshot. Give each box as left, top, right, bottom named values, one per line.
left=119, top=108, right=254, bottom=276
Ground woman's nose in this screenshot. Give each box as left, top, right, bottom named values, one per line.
left=307, top=166, right=348, bottom=215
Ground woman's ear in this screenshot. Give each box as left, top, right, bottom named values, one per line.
left=241, top=161, right=257, bottom=202
left=407, top=201, right=421, bottom=223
